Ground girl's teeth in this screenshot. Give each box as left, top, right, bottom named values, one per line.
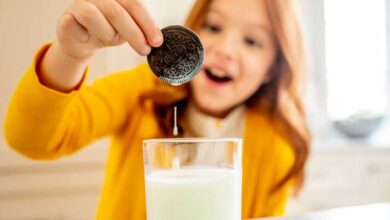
left=210, top=69, right=225, bottom=77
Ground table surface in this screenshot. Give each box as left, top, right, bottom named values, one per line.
left=252, top=203, right=390, bottom=220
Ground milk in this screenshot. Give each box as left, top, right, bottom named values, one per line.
left=145, top=168, right=241, bottom=220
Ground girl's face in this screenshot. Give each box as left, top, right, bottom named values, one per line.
left=190, top=0, right=277, bottom=117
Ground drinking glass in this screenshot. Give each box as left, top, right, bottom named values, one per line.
left=143, top=138, right=242, bottom=220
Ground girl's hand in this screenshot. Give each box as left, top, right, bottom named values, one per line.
left=57, top=0, right=163, bottom=61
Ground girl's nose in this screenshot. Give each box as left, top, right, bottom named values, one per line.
left=211, top=31, right=238, bottom=61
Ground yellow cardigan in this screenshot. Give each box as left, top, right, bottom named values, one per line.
left=4, top=44, right=295, bottom=219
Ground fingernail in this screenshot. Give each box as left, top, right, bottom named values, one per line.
left=153, top=35, right=163, bottom=45
left=142, top=46, right=151, bottom=55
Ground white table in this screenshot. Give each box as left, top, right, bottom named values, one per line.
left=253, top=203, right=390, bottom=220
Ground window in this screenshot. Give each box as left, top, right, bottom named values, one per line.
left=324, top=0, right=387, bottom=120
left=300, top=0, right=389, bottom=145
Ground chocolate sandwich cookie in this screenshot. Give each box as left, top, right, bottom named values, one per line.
left=147, top=25, right=204, bottom=86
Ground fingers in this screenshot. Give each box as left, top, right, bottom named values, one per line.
left=89, top=0, right=152, bottom=55
left=117, top=0, right=163, bottom=47
left=63, top=0, right=162, bottom=56
left=68, top=0, right=118, bottom=47
left=57, top=13, right=90, bottom=43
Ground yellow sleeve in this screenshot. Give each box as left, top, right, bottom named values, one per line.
left=4, top=44, right=151, bottom=160
left=263, top=134, right=295, bottom=216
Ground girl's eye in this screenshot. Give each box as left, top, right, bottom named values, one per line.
left=203, top=22, right=221, bottom=33
left=245, top=37, right=263, bottom=48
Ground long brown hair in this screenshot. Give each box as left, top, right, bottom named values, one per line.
left=146, top=0, right=311, bottom=194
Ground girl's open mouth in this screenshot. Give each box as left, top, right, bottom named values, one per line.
left=204, top=68, right=233, bottom=83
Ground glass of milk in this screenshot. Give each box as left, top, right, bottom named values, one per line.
left=143, top=138, right=242, bottom=220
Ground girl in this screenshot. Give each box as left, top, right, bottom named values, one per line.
left=4, top=0, right=311, bottom=219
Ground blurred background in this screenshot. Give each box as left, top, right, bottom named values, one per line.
left=0, top=0, right=389, bottom=219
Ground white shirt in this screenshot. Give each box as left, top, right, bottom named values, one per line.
left=182, top=101, right=246, bottom=164
left=184, top=101, right=246, bottom=138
